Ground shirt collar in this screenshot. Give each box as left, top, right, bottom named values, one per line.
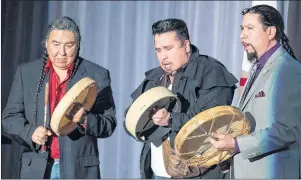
left=45, top=58, right=75, bottom=74
left=258, top=42, right=281, bottom=68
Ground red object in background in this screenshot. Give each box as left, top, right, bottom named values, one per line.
left=239, top=78, right=247, bottom=86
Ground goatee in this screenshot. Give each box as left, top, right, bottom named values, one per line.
left=246, top=52, right=258, bottom=63
left=246, top=44, right=258, bottom=63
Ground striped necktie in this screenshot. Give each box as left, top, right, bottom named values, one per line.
left=239, top=62, right=260, bottom=108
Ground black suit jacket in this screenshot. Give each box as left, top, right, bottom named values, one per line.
left=2, top=57, right=117, bottom=179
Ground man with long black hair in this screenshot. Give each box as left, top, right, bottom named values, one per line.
left=2, top=16, right=117, bottom=179
left=210, top=5, right=301, bottom=178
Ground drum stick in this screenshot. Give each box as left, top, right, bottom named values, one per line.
left=42, top=82, right=49, bottom=152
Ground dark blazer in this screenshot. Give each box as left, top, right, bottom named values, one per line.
left=124, top=45, right=238, bottom=178
left=2, top=57, right=117, bottom=179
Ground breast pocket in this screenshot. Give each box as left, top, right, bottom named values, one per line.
left=248, top=95, right=268, bottom=113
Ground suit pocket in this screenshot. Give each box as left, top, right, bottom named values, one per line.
left=21, top=156, right=32, bottom=174
left=279, top=155, right=299, bottom=178
left=79, top=156, right=100, bottom=167
left=20, top=152, right=47, bottom=179
left=78, top=156, right=100, bottom=178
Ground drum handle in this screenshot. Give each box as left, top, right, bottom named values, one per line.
left=42, top=82, right=49, bottom=152
left=136, top=104, right=167, bottom=139
left=136, top=72, right=175, bottom=141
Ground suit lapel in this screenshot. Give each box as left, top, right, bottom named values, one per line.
left=240, top=47, right=286, bottom=110
left=237, top=63, right=256, bottom=108
left=240, top=64, right=271, bottom=110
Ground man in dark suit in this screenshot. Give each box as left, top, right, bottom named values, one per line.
left=2, top=16, right=117, bottom=179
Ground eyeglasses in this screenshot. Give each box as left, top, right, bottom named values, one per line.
left=241, top=7, right=273, bottom=27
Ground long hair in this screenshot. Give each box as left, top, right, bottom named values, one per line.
left=33, top=16, right=81, bottom=125
left=242, top=4, right=296, bottom=59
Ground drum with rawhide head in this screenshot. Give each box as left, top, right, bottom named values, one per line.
left=50, top=77, right=98, bottom=136
left=125, top=86, right=180, bottom=142
left=174, top=106, right=250, bottom=168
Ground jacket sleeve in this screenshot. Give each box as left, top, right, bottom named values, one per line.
left=81, top=69, right=117, bottom=138
left=169, top=86, right=235, bottom=133
left=169, top=59, right=238, bottom=133
left=2, top=65, right=39, bottom=150
left=237, top=61, right=301, bottom=160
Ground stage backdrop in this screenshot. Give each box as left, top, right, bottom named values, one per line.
left=2, top=1, right=300, bottom=178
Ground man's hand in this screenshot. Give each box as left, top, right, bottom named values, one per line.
left=72, top=107, right=87, bottom=123
left=32, top=126, right=52, bottom=145
left=151, top=108, right=170, bottom=126
left=65, top=102, right=87, bottom=124
left=209, top=132, right=235, bottom=150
